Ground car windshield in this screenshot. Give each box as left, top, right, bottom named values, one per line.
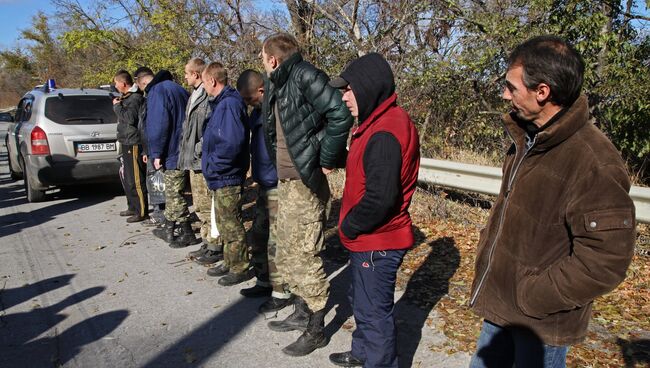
left=44, top=95, right=116, bottom=125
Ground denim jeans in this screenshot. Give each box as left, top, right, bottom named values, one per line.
left=469, top=320, right=568, bottom=368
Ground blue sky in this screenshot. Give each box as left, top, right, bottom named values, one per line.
left=0, top=0, right=647, bottom=50
left=0, top=0, right=284, bottom=49
left=0, top=0, right=60, bottom=49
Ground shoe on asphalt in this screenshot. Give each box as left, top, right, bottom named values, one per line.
left=268, top=297, right=310, bottom=332
left=120, top=209, right=135, bottom=217
left=258, top=295, right=294, bottom=314
left=141, top=217, right=164, bottom=227
left=152, top=219, right=175, bottom=243
left=194, top=249, right=223, bottom=265
left=240, top=284, right=272, bottom=298
left=329, top=352, right=364, bottom=367
left=282, top=308, right=328, bottom=356
left=207, top=263, right=229, bottom=277
left=126, top=214, right=148, bottom=223
left=169, top=221, right=201, bottom=248
left=188, top=244, right=208, bottom=259
left=218, top=272, right=252, bottom=287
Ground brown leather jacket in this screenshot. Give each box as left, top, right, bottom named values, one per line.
left=470, top=95, right=636, bottom=346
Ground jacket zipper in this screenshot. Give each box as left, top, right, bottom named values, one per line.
left=469, top=132, right=537, bottom=307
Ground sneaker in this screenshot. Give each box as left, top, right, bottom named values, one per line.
left=240, top=285, right=272, bottom=298
left=126, top=214, right=148, bottom=223
left=120, top=209, right=135, bottom=217
left=329, top=352, right=364, bottom=367
left=141, top=217, right=164, bottom=227
left=259, top=295, right=294, bottom=314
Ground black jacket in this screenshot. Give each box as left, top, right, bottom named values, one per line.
left=263, top=53, right=353, bottom=193
left=114, top=89, right=145, bottom=146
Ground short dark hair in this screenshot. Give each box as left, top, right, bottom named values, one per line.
left=114, top=69, right=133, bottom=85
left=508, top=35, right=585, bottom=107
left=236, top=69, right=263, bottom=94
left=262, top=33, right=300, bottom=64
left=133, top=66, right=154, bottom=79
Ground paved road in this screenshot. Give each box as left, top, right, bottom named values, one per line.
left=0, top=122, right=470, bottom=367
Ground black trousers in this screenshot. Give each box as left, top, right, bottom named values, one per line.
left=349, top=249, right=407, bottom=368
left=122, top=144, right=148, bottom=217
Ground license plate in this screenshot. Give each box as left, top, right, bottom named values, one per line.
left=77, top=142, right=116, bottom=152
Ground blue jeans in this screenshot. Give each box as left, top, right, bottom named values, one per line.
left=349, top=249, right=407, bottom=368
left=470, top=320, right=568, bottom=368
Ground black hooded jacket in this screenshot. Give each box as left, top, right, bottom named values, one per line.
left=337, top=53, right=404, bottom=240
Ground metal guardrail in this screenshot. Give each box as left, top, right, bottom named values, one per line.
left=419, top=158, right=650, bottom=224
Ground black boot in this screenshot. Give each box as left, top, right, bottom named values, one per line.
left=169, top=221, right=201, bottom=248
left=152, top=219, right=175, bottom=243
left=282, top=308, right=328, bottom=356
left=258, top=295, right=294, bottom=313
left=268, top=297, right=310, bottom=332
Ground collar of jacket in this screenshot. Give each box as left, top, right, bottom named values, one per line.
left=269, top=52, right=303, bottom=88
left=503, top=94, right=589, bottom=154
left=353, top=93, right=398, bottom=137
left=211, top=85, right=236, bottom=105
left=145, top=70, right=174, bottom=94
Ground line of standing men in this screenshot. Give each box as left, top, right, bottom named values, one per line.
left=110, top=32, right=636, bottom=368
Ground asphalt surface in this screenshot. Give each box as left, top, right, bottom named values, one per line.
left=0, top=122, right=470, bottom=367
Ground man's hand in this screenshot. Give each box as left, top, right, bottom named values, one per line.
left=112, top=98, right=120, bottom=105
left=153, top=158, right=162, bottom=170
left=322, top=167, right=333, bottom=175
left=142, top=154, right=148, bottom=164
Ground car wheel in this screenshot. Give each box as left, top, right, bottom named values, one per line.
left=20, top=157, right=45, bottom=202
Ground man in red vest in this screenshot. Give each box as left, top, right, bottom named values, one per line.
left=328, top=53, right=420, bottom=368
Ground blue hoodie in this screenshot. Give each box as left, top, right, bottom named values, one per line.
left=249, top=107, right=278, bottom=188
left=145, top=71, right=189, bottom=169
left=201, top=85, right=250, bottom=190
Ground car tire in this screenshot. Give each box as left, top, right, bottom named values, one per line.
left=20, top=157, right=46, bottom=202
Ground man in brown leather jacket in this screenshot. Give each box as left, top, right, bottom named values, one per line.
left=469, top=35, right=636, bottom=368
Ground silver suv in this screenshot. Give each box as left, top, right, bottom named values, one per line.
left=5, top=85, right=121, bottom=202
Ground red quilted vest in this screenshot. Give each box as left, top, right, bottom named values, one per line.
left=338, top=93, right=420, bottom=252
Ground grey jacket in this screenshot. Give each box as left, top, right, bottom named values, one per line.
left=177, top=85, right=211, bottom=171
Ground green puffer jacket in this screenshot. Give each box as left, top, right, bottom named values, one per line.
left=263, top=52, right=353, bottom=193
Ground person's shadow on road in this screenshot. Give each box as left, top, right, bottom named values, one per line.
left=0, top=276, right=128, bottom=367
left=395, top=236, right=461, bottom=368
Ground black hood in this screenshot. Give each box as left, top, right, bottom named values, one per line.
left=145, top=69, right=174, bottom=93
left=333, top=53, right=395, bottom=123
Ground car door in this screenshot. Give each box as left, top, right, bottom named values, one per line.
left=14, top=96, right=34, bottom=162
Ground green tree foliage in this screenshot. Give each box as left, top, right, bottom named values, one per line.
left=1, top=0, right=648, bottom=181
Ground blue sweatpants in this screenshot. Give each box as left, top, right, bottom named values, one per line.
left=349, top=249, right=407, bottom=368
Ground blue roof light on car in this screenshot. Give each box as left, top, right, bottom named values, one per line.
left=46, top=79, right=56, bottom=92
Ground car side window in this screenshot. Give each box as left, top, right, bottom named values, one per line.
left=15, top=96, right=34, bottom=122
left=22, top=99, right=33, bottom=122
left=15, top=99, right=26, bottom=122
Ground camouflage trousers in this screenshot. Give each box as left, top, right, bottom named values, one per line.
left=250, top=186, right=290, bottom=296
left=212, top=185, right=248, bottom=274
left=189, top=171, right=220, bottom=249
left=276, top=179, right=330, bottom=311
left=163, top=169, right=190, bottom=222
